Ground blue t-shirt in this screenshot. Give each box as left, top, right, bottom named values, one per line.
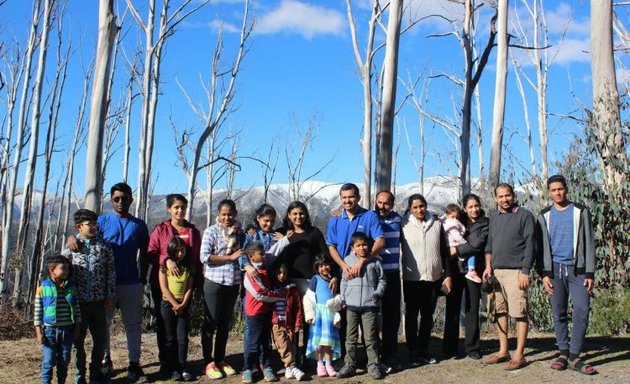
left=379, top=211, right=401, bottom=272
left=98, top=213, right=149, bottom=285
left=550, top=204, right=574, bottom=265
left=309, top=274, right=333, bottom=305
left=326, top=207, right=384, bottom=260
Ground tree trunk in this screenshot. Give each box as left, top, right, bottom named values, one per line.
left=489, top=0, right=509, bottom=189
left=85, top=0, right=117, bottom=213
left=375, top=0, right=402, bottom=194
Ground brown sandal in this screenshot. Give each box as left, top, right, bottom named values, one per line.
left=505, top=357, right=528, bottom=370
left=484, top=352, right=511, bottom=364
left=550, top=356, right=568, bottom=370
left=568, top=358, right=597, bottom=375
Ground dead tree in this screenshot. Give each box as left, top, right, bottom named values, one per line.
left=84, top=0, right=118, bottom=213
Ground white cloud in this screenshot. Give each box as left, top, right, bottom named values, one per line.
left=618, top=67, right=630, bottom=92
left=255, top=0, right=344, bottom=39
left=208, top=18, right=240, bottom=33
left=543, top=2, right=590, bottom=37
left=552, top=37, right=590, bottom=65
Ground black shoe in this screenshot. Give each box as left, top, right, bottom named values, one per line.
left=417, top=353, right=437, bottom=365
left=367, top=364, right=384, bottom=379
left=127, top=362, right=147, bottom=383
left=336, top=364, right=356, bottom=379
left=467, top=351, right=482, bottom=360
left=101, top=359, right=113, bottom=377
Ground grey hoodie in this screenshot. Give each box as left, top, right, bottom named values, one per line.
left=340, top=253, right=386, bottom=312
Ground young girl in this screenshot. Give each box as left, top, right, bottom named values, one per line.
left=159, top=237, right=194, bottom=381
left=244, top=203, right=278, bottom=251
left=304, top=254, right=340, bottom=377
left=441, top=204, right=481, bottom=283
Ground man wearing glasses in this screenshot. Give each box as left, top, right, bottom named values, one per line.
left=68, top=182, right=150, bottom=382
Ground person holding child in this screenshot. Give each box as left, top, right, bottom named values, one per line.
left=337, top=232, right=387, bottom=380
left=34, top=255, right=82, bottom=384
left=441, top=203, right=482, bottom=283
left=62, top=209, right=116, bottom=384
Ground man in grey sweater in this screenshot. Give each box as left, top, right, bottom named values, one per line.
left=483, top=183, right=536, bottom=370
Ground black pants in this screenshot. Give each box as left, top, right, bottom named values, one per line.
left=161, top=301, right=190, bottom=371
left=151, top=284, right=167, bottom=365
left=443, top=261, right=481, bottom=356
left=381, top=271, right=401, bottom=360
left=202, top=280, right=239, bottom=365
left=403, top=280, right=440, bottom=354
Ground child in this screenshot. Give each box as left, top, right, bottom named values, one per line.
left=442, top=204, right=481, bottom=283
left=159, top=237, right=195, bottom=381
left=303, top=254, right=340, bottom=377
left=243, top=203, right=279, bottom=251
left=241, top=241, right=290, bottom=383
left=271, top=263, right=305, bottom=381
left=337, top=232, right=387, bottom=380
left=34, top=255, right=82, bottom=384
left=62, top=209, right=116, bottom=384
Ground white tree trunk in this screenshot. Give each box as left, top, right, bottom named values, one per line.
left=375, top=0, right=402, bottom=193
left=489, top=0, right=509, bottom=188
left=85, top=0, right=117, bottom=213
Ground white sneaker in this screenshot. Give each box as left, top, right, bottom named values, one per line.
left=285, top=367, right=295, bottom=379
left=292, top=367, right=305, bottom=381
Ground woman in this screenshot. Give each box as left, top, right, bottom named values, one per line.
left=147, top=194, right=202, bottom=377
left=401, top=194, right=452, bottom=366
left=443, top=193, right=489, bottom=360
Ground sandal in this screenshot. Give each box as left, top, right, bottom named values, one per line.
left=550, top=355, right=568, bottom=371
left=484, top=352, right=511, bottom=364
left=505, top=357, right=528, bottom=371
left=568, top=358, right=597, bottom=375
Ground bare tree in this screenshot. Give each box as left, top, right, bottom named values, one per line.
left=489, top=0, right=509, bottom=188
left=375, top=0, right=402, bottom=193
left=590, top=0, right=627, bottom=192
left=84, top=0, right=118, bottom=213
left=260, top=136, right=279, bottom=204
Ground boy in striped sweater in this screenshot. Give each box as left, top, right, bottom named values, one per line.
left=34, top=255, right=81, bottom=384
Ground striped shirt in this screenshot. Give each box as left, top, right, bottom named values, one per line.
left=379, top=211, right=402, bottom=272
left=200, top=223, right=243, bottom=286
left=34, top=281, right=81, bottom=327
left=550, top=204, right=575, bottom=265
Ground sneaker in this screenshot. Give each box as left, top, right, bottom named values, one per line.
left=377, top=362, right=393, bottom=374
left=316, top=363, right=327, bottom=377
left=324, top=363, right=336, bottom=377
left=219, top=362, right=237, bottom=376
left=465, top=270, right=482, bottom=283
left=383, top=358, right=401, bottom=372
left=171, top=371, right=182, bottom=381
left=241, top=369, right=253, bottom=384
left=336, top=364, right=356, bottom=379
left=285, top=366, right=295, bottom=379
left=127, top=362, right=147, bottom=383
left=467, top=351, right=482, bottom=360
left=182, top=370, right=192, bottom=381
left=205, top=362, right=223, bottom=379
left=100, top=359, right=113, bottom=377
left=292, top=367, right=305, bottom=381
left=367, top=363, right=384, bottom=380
left=262, top=367, right=278, bottom=382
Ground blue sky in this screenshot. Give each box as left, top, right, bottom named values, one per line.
left=1, top=0, right=628, bottom=197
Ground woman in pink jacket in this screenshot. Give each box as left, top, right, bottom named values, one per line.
left=148, top=194, right=202, bottom=378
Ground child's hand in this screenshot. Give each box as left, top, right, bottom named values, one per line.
left=273, top=231, right=285, bottom=241
left=35, top=329, right=44, bottom=345
left=244, top=264, right=260, bottom=280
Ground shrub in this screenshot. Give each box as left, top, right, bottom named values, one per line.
left=589, top=288, right=630, bottom=335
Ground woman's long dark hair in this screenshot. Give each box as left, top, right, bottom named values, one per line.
left=461, top=193, right=486, bottom=225
left=283, top=201, right=313, bottom=231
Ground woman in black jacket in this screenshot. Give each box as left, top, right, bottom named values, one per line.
left=443, top=193, right=489, bottom=359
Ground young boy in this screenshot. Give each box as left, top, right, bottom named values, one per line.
left=62, top=209, right=116, bottom=384
left=271, top=263, right=305, bottom=381
left=337, top=232, right=387, bottom=380
left=241, top=241, right=289, bottom=384
left=34, top=255, right=82, bottom=384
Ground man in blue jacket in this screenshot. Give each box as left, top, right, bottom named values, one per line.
left=537, top=175, right=596, bottom=375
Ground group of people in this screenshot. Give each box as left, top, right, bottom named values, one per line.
left=34, top=175, right=598, bottom=384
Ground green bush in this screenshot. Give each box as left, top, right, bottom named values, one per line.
left=589, top=288, right=630, bottom=335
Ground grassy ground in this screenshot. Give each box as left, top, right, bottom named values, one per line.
left=1, top=329, right=628, bottom=384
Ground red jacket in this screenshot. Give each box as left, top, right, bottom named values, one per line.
left=271, top=285, right=303, bottom=329
left=147, top=219, right=202, bottom=288
left=243, top=266, right=286, bottom=317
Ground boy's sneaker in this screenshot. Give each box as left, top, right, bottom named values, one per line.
left=205, top=362, right=223, bottom=379
left=465, top=270, right=482, bottom=283
left=171, top=371, right=182, bottom=381
left=100, top=359, right=113, bottom=377
left=336, top=364, right=356, bottom=379
left=292, top=367, right=305, bottom=381
left=127, top=362, right=147, bottom=383
left=182, top=370, right=192, bottom=381
left=218, top=362, right=237, bottom=376
left=367, top=363, right=384, bottom=380
left=242, top=369, right=253, bottom=384
left=262, top=367, right=278, bottom=382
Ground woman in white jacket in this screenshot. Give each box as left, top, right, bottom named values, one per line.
left=401, top=194, right=452, bottom=366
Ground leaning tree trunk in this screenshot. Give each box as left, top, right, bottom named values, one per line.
left=489, top=0, right=509, bottom=189
left=375, top=0, right=402, bottom=194
left=85, top=0, right=118, bottom=213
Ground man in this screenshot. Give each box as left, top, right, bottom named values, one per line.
left=373, top=190, right=402, bottom=370
left=327, top=183, right=385, bottom=276
left=537, top=175, right=597, bottom=375
left=483, top=183, right=536, bottom=371
left=69, top=183, right=150, bottom=382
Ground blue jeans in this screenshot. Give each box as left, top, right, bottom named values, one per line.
left=243, top=314, right=272, bottom=370
left=41, top=324, right=75, bottom=384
